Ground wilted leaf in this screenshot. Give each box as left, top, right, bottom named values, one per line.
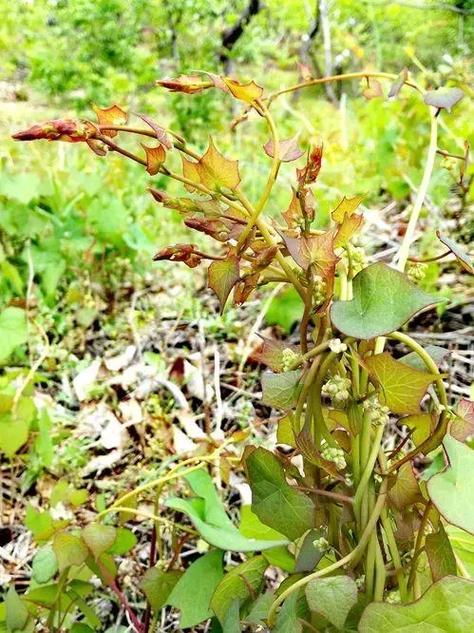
left=451, top=399, right=474, bottom=442
left=388, top=68, right=408, bottom=98
left=140, top=568, right=182, bottom=611
left=92, top=104, right=127, bottom=137
left=425, top=524, right=457, bottom=582
left=167, top=550, right=224, bottom=628
left=153, top=244, right=202, bottom=268
left=437, top=232, right=474, bottom=274
left=136, top=113, right=173, bottom=148
left=306, top=575, right=358, bottom=630
left=297, top=145, right=323, bottom=186
left=156, top=74, right=213, bottom=94
left=261, top=369, right=302, bottom=410
left=210, top=556, right=267, bottom=624
left=264, top=136, right=304, bottom=162
left=282, top=189, right=302, bottom=228
left=388, top=462, right=422, bottom=510
left=427, top=434, right=474, bottom=535
left=142, top=143, right=166, bottom=175
left=424, top=87, right=464, bottom=111
left=330, top=263, right=441, bottom=339
left=365, top=353, right=436, bottom=415
left=246, top=447, right=314, bottom=540
left=223, top=77, right=264, bottom=103
left=363, top=77, right=383, bottom=100
left=359, top=576, right=474, bottom=632
left=208, top=256, right=240, bottom=311
left=196, top=137, right=241, bottom=191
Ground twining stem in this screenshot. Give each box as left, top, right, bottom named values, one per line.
left=267, top=480, right=389, bottom=626
left=396, top=110, right=439, bottom=271
left=407, top=501, right=433, bottom=593
left=354, top=424, right=384, bottom=512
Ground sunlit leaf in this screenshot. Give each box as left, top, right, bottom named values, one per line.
left=403, top=412, right=435, bottom=446
left=296, top=145, right=323, bottom=185
left=0, top=306, right=27, bottom=361
left=331, top=194, right=365, bottom=223
left=425, top=524, right=457, bottom=582
left=223, top=77, right=264, bottom=104
left=424, top=87, right=464, bottom=111
left=196, top=137, right=241, bottom=191
left=208, top=256, right=240, bottom=311
left=427, top=434, right=474, bottom=534
left=31, top=545, right=58, bottom=584
left=278, top=229, right=339, bottom=280
left=334, top=213, right=364, bottom=248
left=264, top=136, right=304, bottom=162
left=12, top=119, right=95, bottom=143
left=359, top=576, right=474, bottom=632
left=261, top=369, right=302, bottom=410
left=181, top=156, right=201, bottom=192
left=365, top=353, right=436, bottom=415
left=246, top=447, right=314, bottom=540
left=92, top=104, right=127, bottom=137
left=437, top=231, right=474, bottom=274
left=330, top=263, right=441, bottom=339
left=306, top=576, right=358, bottom=630
left=141, top=143, right=166, bottom=175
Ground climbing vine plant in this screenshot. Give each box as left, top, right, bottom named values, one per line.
left=10, top=71, right=474, bottom=632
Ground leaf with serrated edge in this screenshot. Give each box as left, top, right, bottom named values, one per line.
left=196, top=137, right=241, bottom=191
left=330, top=262, right=441, bottom=339
left=246, top=447, right=314, bottom=540
left=331, top=194, right=365, bottom=223
left=306, top=575, right=358, bottom=631
left=142, top=143, right=166, bottom=175
left=223, top=78, right=263, bottom=104
left=334, top=213, right=364, bottom=247
left=437, top=232, right=474, bottom=274
left=208, top=256, right=240, bottom=311
left=427, top=434, right=474, bottom=535
left=365, top=353, right=436, bottom=415
left=359, top=576, right=474, bottom=632
left=92, top=104, right=127, bottom=137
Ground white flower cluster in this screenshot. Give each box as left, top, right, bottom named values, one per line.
left=329, top=338, right=347, bottom=354
left=363, top=395, right=390, bottom=427
left=313, top=536, right=329, bottom=551
left=322, top=374, right=352, bottom=404
left=281, top=347, right=301, bottom=371
left=313, top=274, right=327, bottom=305
left=407, top=261, right=428, bottom=282
left=343, top=246, right=367, bottom=276
left=321, top=442, right=347, bottom=470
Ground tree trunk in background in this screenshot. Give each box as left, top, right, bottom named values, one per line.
left=220, top=0, right=262, bottom=75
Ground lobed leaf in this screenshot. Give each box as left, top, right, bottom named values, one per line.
left=92, top=104, right=127, bottom=137
left=223, top=77, right=264, bottom=104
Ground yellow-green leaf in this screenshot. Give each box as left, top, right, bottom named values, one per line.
left=208, top=256, right=240, bottom=311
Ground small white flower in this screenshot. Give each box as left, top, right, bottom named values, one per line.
left=329, top=338, right=347, bottom=354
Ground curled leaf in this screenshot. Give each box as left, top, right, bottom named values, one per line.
left=156, top=75, right=213, bottom=94
left=437, top=231, right=474, bottom=274
left=92, top=104, right=127, bottom=137
left=423, top=87, right=464, bottom=111
left=12, top=119, right=95, bottom=143
left=153, top=244, right=202, bottom=268
left=388, top=68, right=408, bottom=99
left=282, top=188, right=302, bottom=228
left=142, top=143, right=166, bottom=175
left=263, top=136, right=304, bottom=162
left=223, top=77, right=264, bottom=104
left=136, top=113, right=173, bottom=148
left=363, top=77, right=383, bottom=100
left=297, top=145, right=323, bottom=186
left=184, top=216, right=232, bottom=242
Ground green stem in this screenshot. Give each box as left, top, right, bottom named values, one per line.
left=354, top=424, right=384, bottom=512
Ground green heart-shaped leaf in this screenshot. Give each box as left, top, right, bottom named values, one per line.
left=330, top=263, right=440, bottom=339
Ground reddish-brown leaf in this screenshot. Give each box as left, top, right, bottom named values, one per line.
left=234, top=272, right=260, bottom=305
left=136, top=114, right=173, bottom=149
left=156, top=75, right=213, bottom=94
left=12, top=119, right=95, bottom=143
left=92, top=105, right=127, bottom=137
left=362, top=78, right=383, bottom=100
left=184, top=216, right=232, bottom=242
left=208, top=255, right=240, bottom=311
left=282, top=189, right=302, bottom=229
left=195, top=137, right=241, bottom=191
left=142, top=144, right=166, bottom=175
left=297, top=145, right=323, bottom=186
left=388, top=68, right=408, bottom=99
left=152, top=244, right=202, bottom=268
left=451, top=398, right=474, bottom=442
